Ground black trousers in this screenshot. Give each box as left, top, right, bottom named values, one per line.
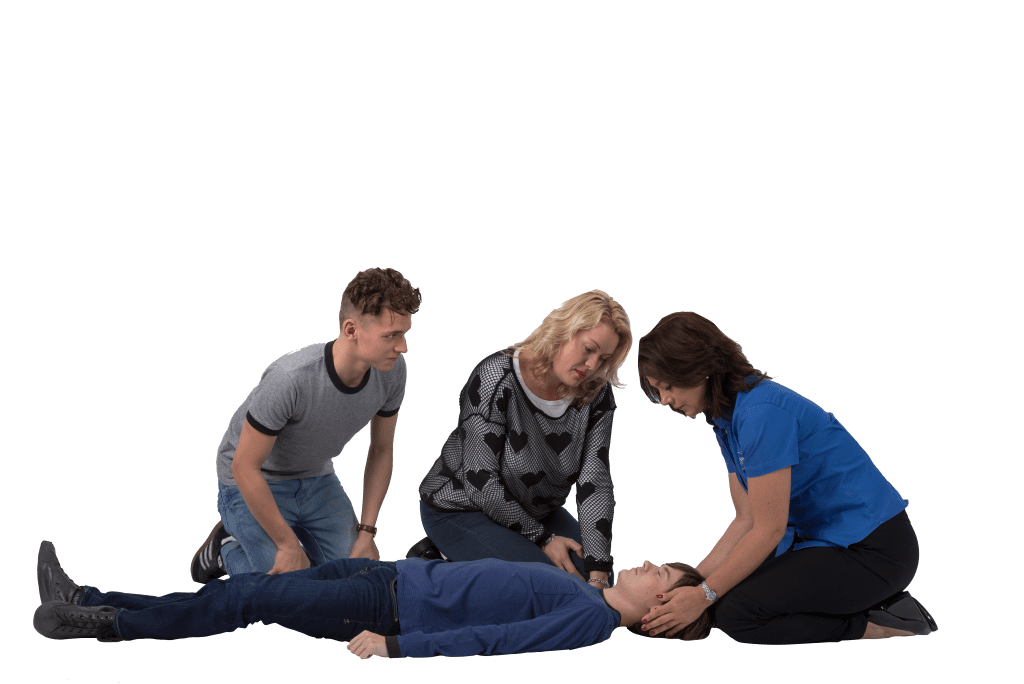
left=714, top=510, right=919, bottom=644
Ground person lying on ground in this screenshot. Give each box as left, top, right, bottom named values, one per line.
left=34, top=541, right=711, bottom=657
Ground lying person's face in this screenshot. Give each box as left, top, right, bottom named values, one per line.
left=616, top=561, right=686, bottom=603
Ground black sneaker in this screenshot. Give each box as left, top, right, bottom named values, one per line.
left=867, top=591, right=938, bottom=635
left=38, top=541, right=82, bottom=605
left=190, top=521, right=233, bottom=584
left=405, top=537, right=447, bottom=561
left=34, top=601, right=120, bottom=640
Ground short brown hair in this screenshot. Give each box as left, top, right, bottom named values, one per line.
left=339, top=268, right=421, bottom=328
left=638, top=312, right=770, bottom=423
left=626, top=562, right=713, bottom=641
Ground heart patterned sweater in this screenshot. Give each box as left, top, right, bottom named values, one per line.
left=419, top=351, right=616, bottom=573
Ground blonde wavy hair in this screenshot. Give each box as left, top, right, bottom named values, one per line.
left=509, top=290, right=632, bottom=406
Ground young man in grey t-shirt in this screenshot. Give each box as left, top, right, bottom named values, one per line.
left=191, top=268, right=421, bottom=582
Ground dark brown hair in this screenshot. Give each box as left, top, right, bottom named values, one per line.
left=638, top=312, right=770, bottom=422
left=339, top=268, right=421, bottom=327
left=626, top=562, right=713, bottom=641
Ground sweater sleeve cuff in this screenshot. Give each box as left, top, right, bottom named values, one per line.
left=385, top=636, right=402, bottom=658
left=531, top=526, right=552, bottom=547
left=583, top=558, right=614, bottom=574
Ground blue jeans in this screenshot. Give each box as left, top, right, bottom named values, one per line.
left=217, top=473, right=358, bottom=575
left=79, top=559, right=400, bottom=641
left=419, top=501, right=594, bottom=579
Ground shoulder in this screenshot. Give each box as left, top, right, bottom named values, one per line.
left=459, top=351, right=516, bottom=412
left=585, top=382, right=616, bottom=413
left=734, top=380, right=823, bottom=429
left=259, top=343, right=326, bottom=385
left=473, top=350, right=514, bottom=374
left=465, top=350, right=516, bottom=391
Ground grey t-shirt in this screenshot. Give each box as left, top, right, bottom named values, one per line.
left=216, top=341, right=406, bottom=485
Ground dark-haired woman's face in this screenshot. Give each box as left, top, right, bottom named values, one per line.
left=645, top=377, right=705, bottom=419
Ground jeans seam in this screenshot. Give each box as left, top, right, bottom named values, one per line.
left=389, top=579, right=399, bottom=624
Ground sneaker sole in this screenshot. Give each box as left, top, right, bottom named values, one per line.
left=190, top=522, right=227, bottom=584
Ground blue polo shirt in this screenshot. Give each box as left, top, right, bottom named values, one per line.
left=713, top=380, right=907, bottom=556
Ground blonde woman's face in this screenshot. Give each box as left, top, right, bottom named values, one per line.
left=551, top=321, right=620, bottom=388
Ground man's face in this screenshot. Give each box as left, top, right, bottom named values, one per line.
left=615, top=561, right=685, bottom=604
left=353, top=308, right=412, bottom=371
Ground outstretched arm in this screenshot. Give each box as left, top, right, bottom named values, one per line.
left=384, top=604, right=615, bottom=658
left=575, top=389, right=616, bottom=581
left=695, top=473, right=753, bottom=578
left=348, top=631, right=389, bottom=659
left=232, top=420, right=310, bottom=574
left=350, top=413, right=397, bottom=560
left=643, top=467, right=790, bottom=636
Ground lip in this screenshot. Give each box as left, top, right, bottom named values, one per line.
left=575, top=369, right=586, bottom=379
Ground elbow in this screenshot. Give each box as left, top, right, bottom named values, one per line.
left=733, top=513, right=754, bottom=536
left=231, top=457, right=256, bottom=482
left=757, top=521, right=787, bottom=551
left=367, top=446, right=394, bottom=464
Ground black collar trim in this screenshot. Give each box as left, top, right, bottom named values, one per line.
left=325, top=341, right=371, bottom=394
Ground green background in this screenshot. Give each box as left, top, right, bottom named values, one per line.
left=4, top=1, right=1015, bottom=684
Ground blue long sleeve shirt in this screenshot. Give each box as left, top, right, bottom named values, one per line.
left=388, top=558, right=621, bottom=657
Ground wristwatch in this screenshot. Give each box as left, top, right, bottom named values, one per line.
left=700, top=581, right=718, bottom=602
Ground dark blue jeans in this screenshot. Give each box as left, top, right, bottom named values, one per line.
left=420, top=501, right=594, bottom=579
left=79, top=558, right=401, bottom=641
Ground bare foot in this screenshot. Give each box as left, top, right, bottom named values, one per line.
left=861, top=621, right=915, bottom=639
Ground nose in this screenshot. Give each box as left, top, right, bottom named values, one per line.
left=659, top=393, right=671, bottom=407
left=642, top=560, right=653, bottom=571
left=396, top=338, right=408, bottom=353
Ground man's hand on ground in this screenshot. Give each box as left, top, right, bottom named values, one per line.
left=348, top=630, right=388, bottom=658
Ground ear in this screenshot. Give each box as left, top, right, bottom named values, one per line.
left=341, top=317, right=359, bottom=340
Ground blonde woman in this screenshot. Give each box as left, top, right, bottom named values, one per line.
left=417, top=291, right=631, bottom=589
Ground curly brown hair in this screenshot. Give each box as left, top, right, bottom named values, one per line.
left=638, top=312, right=770, bottom=423
left=339, top=268, right=421, bottom=328
left=625, top=562, right=713, bottom=641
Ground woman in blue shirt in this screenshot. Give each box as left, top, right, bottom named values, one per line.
left=636, top=312, right=936, bottom=644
